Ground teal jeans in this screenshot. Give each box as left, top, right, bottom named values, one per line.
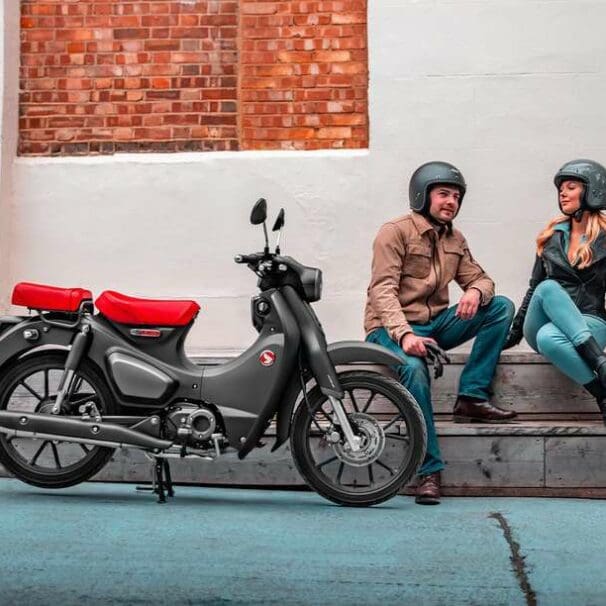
left=523, top=280, right=606, bottom=385
left=366, top=295, right=514, bottom=476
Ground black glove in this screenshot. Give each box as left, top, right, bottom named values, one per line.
left=503, top=319, right=524, bottom=350
left=424, top=342, right=451, bottom=379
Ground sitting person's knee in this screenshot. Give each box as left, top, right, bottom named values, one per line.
left=491, top=295, right=515, bottom=317
left=534, top=279, right=562, bottom=299
left=535, top=325, right=561, bottom=356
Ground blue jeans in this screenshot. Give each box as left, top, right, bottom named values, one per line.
left=366, top=295, right=514, bottom=476
left=523, top=280, right=606, bottom=385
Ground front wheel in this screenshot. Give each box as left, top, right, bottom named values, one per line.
left=290, top=371, right=427, bottom=507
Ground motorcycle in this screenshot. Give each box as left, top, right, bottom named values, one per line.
left=0, top=199, right=426, bottom=506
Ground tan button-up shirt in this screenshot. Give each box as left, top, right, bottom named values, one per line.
left=364, top=212, right=495, bottom=344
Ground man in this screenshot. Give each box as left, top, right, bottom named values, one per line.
left=364, top=161, right=516, bottom=505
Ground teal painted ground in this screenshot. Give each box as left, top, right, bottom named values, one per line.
left=0, top=480, right=604, bottom=605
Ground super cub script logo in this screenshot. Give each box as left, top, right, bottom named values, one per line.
left=259, top=350, right=276, bottom=367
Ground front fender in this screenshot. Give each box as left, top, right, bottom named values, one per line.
left=271, top=340, right=404, bottom=452
left=327, top=340, right=404, bottom=367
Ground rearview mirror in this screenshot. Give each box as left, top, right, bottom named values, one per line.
left=272, top=208, right=285, bottom=232
left=250, top=198, right=267, bottom=225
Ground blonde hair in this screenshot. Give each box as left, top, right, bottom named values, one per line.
left=536, top=212, right=606, bottom=269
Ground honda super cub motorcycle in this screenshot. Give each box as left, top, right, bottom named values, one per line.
left=0, top=199, right=426, bottom=506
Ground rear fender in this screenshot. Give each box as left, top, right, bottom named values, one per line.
left=0, top=317, right=74, bottom=372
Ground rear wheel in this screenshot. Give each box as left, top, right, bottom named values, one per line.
left=0, top=352, right=117, bottom=489
left=290, top=371, right=426, bottom=507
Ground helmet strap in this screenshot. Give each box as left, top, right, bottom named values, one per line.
left=557, top=180, right=588, bottom=222
left=558, top=202, right=586, bottom=222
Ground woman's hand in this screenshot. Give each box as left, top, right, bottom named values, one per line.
left=401, top=333, right=437, bottom=357
left=456, top=288, right=481, bottom=320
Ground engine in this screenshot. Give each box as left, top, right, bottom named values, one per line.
left=164, top=404, right=218, bottom=448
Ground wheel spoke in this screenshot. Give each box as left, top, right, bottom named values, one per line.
left=308, top=431, right=327, bottom=438
left=49, top=442, right=62, bottom=469
left=385, top=433, right=410, bottom=443
left=336, top=462, right=345, bottom=485
left=348, top=390, right=359, bottom=413
left=375, top=459, right=396, bottom=476
left=29, top=440, right=49, bottom=466
left=72, top=376, right=84, bottom=394
left=361, top=391, right=376, bottom=413
left=368, top=464, right=374, bottom=485
left=315, top=455, right=338, bottom=470
left=43, top=369, right=50, bottom=400
left=19, top=381, right=43, bottom=402
left=79, top=444, right=91, bottom=454
left=382, top=414, right=403, bottom=432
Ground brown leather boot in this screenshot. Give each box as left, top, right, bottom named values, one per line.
left=415, top=472, right=441, bottom=505
left=453, top=395, right=517, bottom=423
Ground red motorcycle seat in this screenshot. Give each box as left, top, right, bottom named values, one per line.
left=12, top=282, right=93, bottom=312
left=95, top=290, right=200, bottom=326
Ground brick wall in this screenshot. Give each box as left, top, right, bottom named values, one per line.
left=240, top=0, right=368, bottom=150
left=19, top=0, right=368, bottom=155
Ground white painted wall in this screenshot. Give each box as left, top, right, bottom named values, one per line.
left=12, top=152, right=370, bottom=351
left=6, top=1, right=606, bottom=353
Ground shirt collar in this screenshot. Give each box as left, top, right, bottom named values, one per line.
left=411, top=212, right=437, bottom=235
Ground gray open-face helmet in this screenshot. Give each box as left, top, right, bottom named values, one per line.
left=409, top=161, right=467, bottom=214
left=554, top=159, right=606, bottom=212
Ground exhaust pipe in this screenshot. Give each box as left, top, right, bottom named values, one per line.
left=0, top=411, right=172, bottom=451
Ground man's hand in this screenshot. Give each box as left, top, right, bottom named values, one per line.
left=456, top=289, right=481, bottom=321
left=401, top=333, right=438, bottom=357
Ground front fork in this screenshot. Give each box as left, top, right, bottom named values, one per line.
left=328, top=395, right=362, bottom=452
left=51, top=324, right=91, bottom=415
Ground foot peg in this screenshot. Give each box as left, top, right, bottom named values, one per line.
left=136, top=457, right=174, bottom=503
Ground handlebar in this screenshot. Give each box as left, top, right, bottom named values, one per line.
left=234, top=253, right=264, bottom=265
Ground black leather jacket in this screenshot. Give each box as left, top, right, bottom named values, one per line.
left=505, top=229, right=606, bottom=347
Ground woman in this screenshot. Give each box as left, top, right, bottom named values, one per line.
left=505, top=159, right=606, bottom=423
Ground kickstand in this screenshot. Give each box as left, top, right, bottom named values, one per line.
left=135, top=457, right=175, bottom=503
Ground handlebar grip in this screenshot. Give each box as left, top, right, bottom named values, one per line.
left=234, top=254, right=258, bottom=264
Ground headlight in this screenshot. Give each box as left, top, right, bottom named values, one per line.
left=301, top=268, right=322, bottom=302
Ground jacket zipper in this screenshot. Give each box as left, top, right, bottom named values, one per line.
left=426, top=235, right=440, bottom=322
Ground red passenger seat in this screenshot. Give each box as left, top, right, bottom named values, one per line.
left=12, top=282, right=93, bottom=312
left=95, top=290, right=200, bottom=327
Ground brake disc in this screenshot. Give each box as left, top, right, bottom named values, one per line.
left=333, top=412, right=385, bottom=467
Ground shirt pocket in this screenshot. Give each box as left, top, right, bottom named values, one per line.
left=404, top=243, right=432, bottom=278
left=442, top=241, right=463, bottom=281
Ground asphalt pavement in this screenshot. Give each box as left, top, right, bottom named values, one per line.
left=0, top=479, right=604, bottom=605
